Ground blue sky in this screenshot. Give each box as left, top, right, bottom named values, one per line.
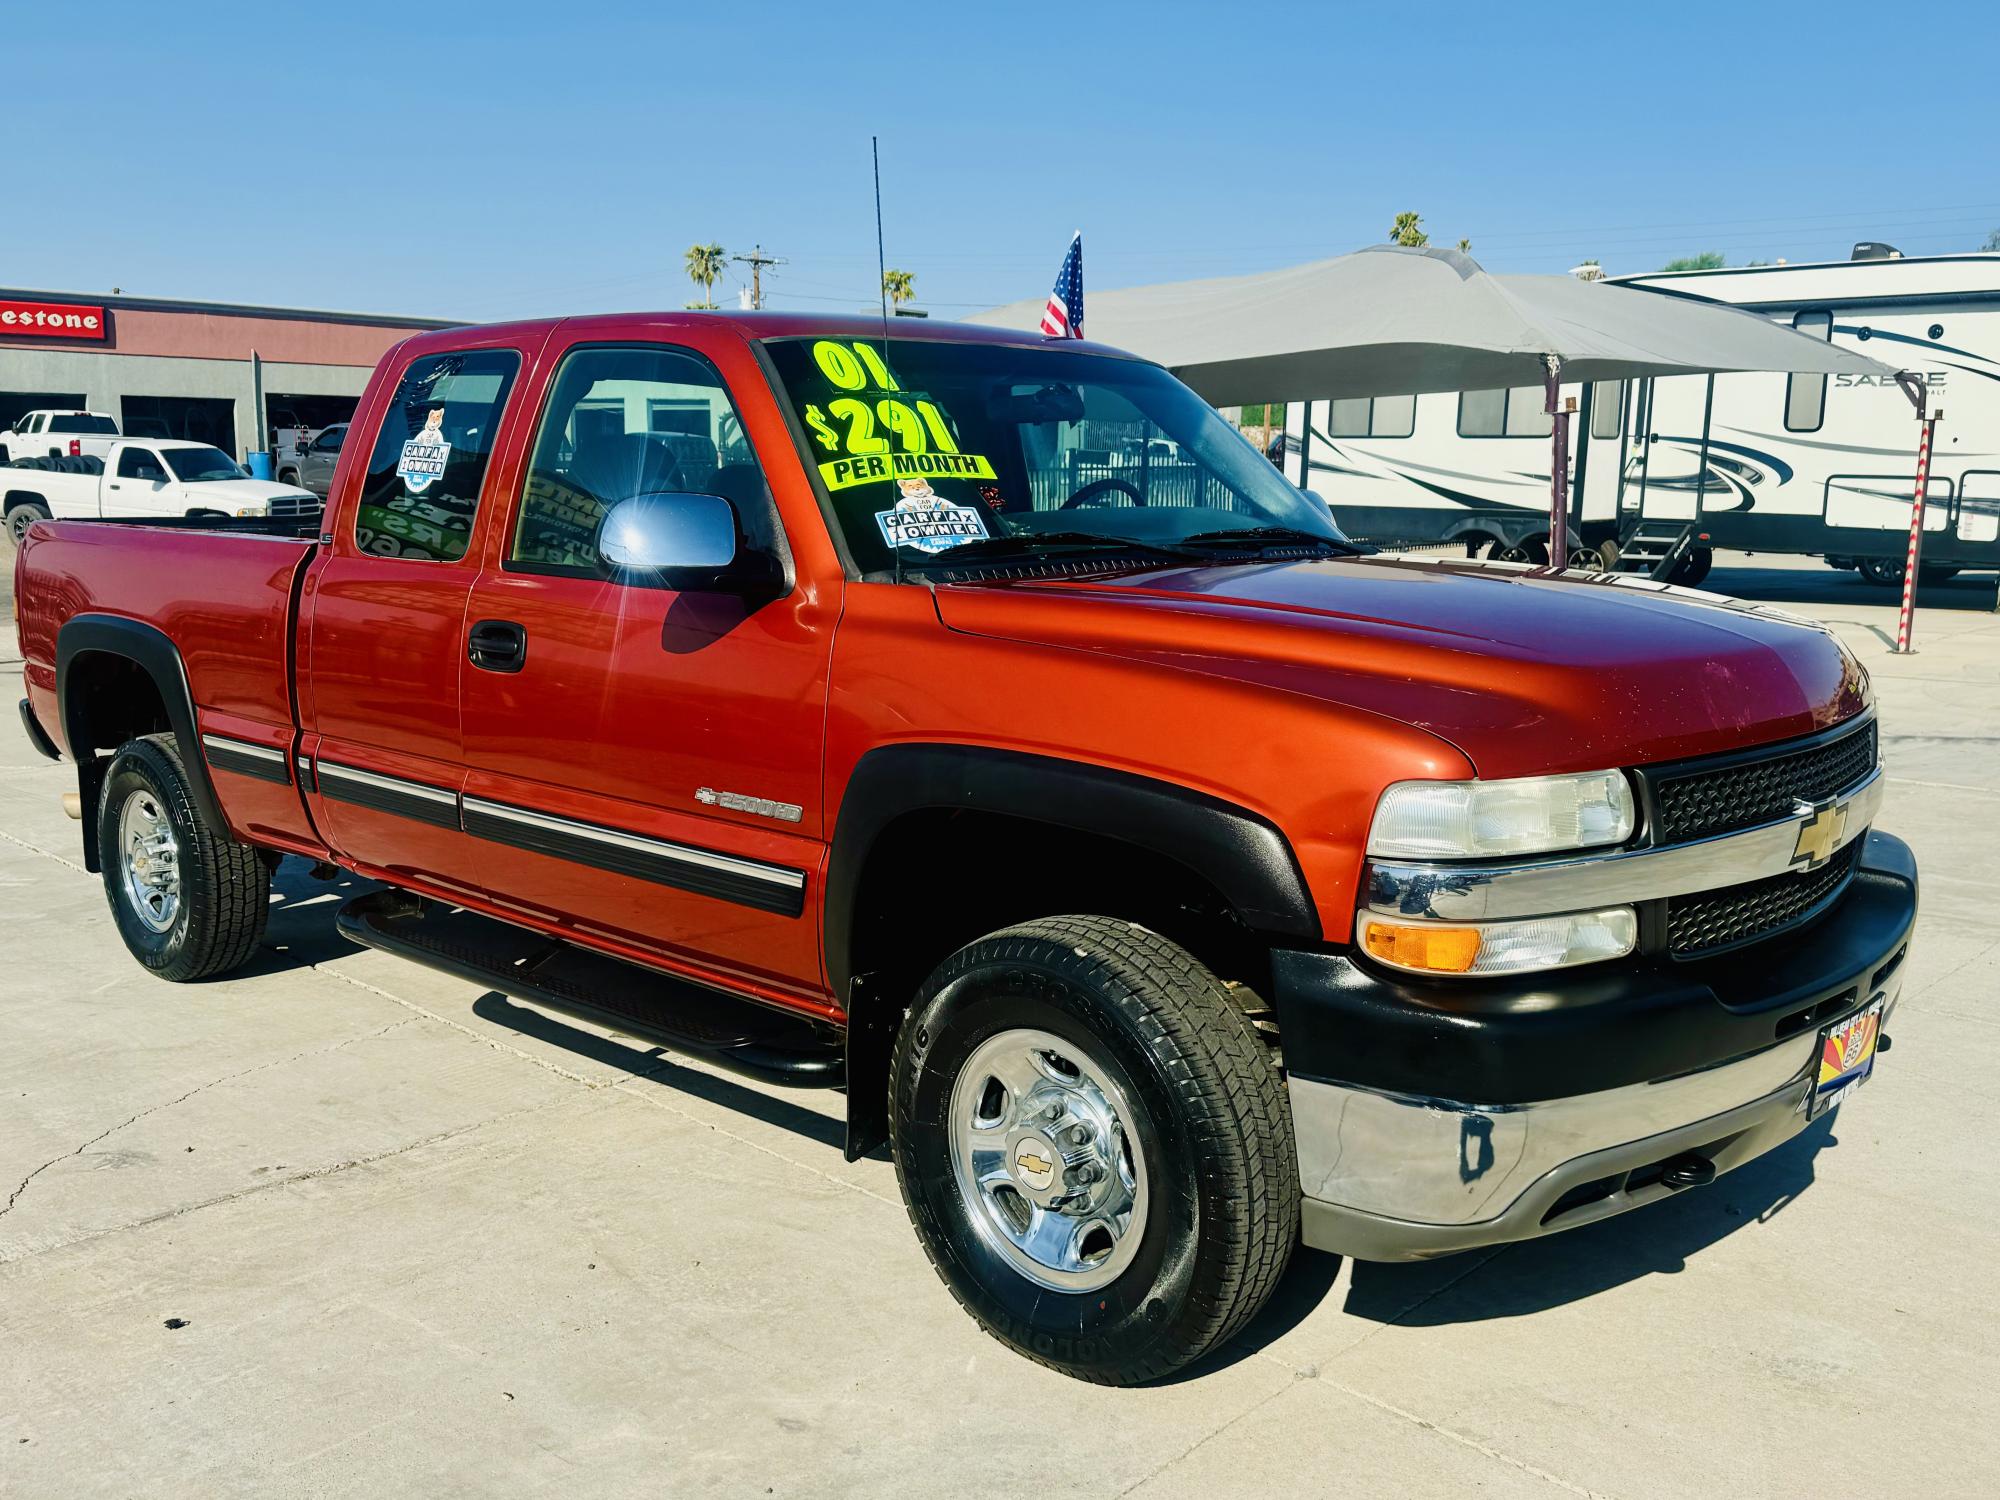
left=7, top=1, right=1997, bottom=321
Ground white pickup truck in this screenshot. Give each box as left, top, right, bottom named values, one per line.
left=2, top=439, right=319, bottom=545
left=0, top=410, right=120, bottom=465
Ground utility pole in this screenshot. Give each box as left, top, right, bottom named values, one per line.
left=731, top=244, right=784, bottom=309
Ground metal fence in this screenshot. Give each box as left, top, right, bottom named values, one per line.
left=1026, top=458, right=1248, bottom=512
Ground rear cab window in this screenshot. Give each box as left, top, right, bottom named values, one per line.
left=353, top=349, right=521, bottom=561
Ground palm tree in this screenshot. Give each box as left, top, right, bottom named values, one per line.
left=1388, top=212, right=1428, bottom=247
left=1456, top=237, right=1471, bottom=253
left=685, top=243, right=726, bottom=310
left=882, top=268, right=916, bottom=308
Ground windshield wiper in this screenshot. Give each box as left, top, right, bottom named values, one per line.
left=910, top=531, right=1203, bottom=564
left=1177, top=525, right=1364, bottom=554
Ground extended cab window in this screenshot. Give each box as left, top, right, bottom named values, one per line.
left=353, top=349, right=520, bottom=562
left=509, top=344, right=777, bottom=575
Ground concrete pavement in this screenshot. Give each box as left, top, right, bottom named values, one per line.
left=2, top=551, right=1997, bottom=1497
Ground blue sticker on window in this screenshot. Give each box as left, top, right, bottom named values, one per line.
left=875, top=478, right=989, bottom=554
left=396, top=408, right=452, bottom=494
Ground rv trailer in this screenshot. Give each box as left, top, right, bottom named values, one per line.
left=1282, top=249, right=2000, bottom=583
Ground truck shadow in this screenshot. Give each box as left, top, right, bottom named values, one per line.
left=1340, top=1111, right=1838, bottom=1327
left=1707, top=565, right=1998, bottom=615
left=469, top=991, right=861, bottom=1156
left=1172, top=1114, right=1837, bottom=1383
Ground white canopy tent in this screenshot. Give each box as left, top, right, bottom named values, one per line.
left=974, top=245, right=1902, bottom=560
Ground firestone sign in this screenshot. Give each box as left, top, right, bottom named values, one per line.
left=0, top=300, right=108, bottom=340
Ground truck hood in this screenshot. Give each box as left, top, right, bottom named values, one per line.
left=180, top=479, right=318, bottom=505
left=931, top=556, right=1869, bottom=778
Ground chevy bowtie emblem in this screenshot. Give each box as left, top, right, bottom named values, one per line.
left=1016, top=1150, right=1051, bottom=1176
left=1790, top=799, right=1849, bottom=870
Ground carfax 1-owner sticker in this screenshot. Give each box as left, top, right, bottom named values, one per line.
left=396, top=409, right=452, bottom=494
left=875, top=478, right=989, bottom=554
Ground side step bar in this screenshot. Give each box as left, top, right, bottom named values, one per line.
left=337, top=890, right=844, bottom=1089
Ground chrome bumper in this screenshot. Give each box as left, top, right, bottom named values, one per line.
left=1293, top=982, right=1900, bottom=1262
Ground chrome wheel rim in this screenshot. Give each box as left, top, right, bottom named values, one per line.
left=948, top=1027, right=1148, bottom=1293
left=118, top=787, right=182, bottom=933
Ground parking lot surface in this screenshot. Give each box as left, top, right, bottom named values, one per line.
left=3, top=550, right=1997, bottom=1498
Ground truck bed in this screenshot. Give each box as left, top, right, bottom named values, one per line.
left=15, top=518, right=322, bottom=851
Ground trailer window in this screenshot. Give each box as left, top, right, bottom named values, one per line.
left=1328, top=394, right=1415, bottom=439
left=1785, top=311, right=1833, bottom=432
left=1590, top=382, right=1624, bottom=439
left=353, top=348, right=521, bottom=563
left=1458, top=386, right=1552, bottom=438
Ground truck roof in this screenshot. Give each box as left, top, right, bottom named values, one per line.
left=392, top=309, right=1140, bottom=361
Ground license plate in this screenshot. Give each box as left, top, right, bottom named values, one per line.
left=1811, top=998, right=1884, bottom=1118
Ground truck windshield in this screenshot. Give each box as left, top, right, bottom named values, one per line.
left=164, top=446, right=249, bottom=482
left=49, top=414, right=117, bottom=434
left=762, top=336, right=1348, bottom=577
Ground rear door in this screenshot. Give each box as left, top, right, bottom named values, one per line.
left=456, top=333, right=835, bottom=1005
left=301, top=335, right=538, bottom=899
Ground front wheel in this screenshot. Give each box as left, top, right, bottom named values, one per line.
left=98, top=734, right=270, bottom=981
left=890, top=916, right=1298, bottom=1385
left=7, top=499, right=51, bottom=546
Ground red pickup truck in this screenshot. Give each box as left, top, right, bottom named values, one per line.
left=13, top=312, right=1913, bottom=1383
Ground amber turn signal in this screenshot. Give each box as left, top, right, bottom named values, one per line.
left=1360, top=919, right=1482, bottom=974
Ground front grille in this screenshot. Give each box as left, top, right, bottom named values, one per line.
left=268, top=493, right=324, bottom=519
left=1651, top=719, right=1876, bottom=844
left=1666, top=841, right=1862, bottom=956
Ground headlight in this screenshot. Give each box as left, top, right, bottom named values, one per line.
left=1367, top=770, right=1634, bottom=860
left=235, top=502, right=270, bottom=518
left=1358, top=907, right=1637, bottom=977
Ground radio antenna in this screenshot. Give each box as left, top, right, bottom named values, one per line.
left=872, top=135, right=901, bottom=585
left=872, top=135, right=890, bottom=330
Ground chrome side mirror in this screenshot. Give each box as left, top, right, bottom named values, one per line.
left=597, top=491, right=739, bottom=575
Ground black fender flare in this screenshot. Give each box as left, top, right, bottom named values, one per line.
left=824, top=743, right=1321, bottom=997
left=56, top=614, right=226, bottom=864
left=826, top=743, right=1321, bottom=1160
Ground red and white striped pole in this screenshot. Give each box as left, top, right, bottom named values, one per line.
left=1893, top=396, right=1941, bottom=654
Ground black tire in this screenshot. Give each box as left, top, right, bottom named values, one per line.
left=889, top=916, right=1298, bottom=1385
left=6, top=498, right=50, bottom=546
left=277, top=468, right=300, bottom=488
left=1670, top=546, right=1714, bottom=586
left=1856, top=557, right=1903, bottom=587
left=1919, top=564, right=1961, bottom=585
left=1590, top=539, right=1620, bottom=571
left=97, top=734, right=269, bottom=982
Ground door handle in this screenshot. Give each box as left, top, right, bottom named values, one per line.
left=467, top=619, right=528, bottom=673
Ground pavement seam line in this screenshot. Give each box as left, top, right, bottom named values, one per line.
left=1110, top=1379, right=1298, bottom=1497
left=0, top=824, right=89, bottom=874
left=0, top=1015, right=421, bottom=1223
left=0, top=1085, right=601, bottom=1268
left=1325, top=1381, right=1620, bottom=1500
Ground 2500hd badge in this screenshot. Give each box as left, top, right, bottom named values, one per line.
left=13, top=309, right=1915, bottom=1385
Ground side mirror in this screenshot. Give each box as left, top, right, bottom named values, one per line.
left=597, top=491, right=742, bottom=584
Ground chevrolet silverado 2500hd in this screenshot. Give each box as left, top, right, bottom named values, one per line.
left=13, top=312, right=1914, bottom=1384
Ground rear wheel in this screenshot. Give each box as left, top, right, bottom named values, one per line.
left=890, top=916, right=1297, bottom=1385
left=97, top=734, right=269, bottom=981
left=6, top=499, right=50, bottom=546
left=1857, top=557, right=1903, bottom=586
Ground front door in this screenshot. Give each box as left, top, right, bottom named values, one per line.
left=458, top=337, right=836, bottom=1007
left=302, top=337, right=536, bottom=899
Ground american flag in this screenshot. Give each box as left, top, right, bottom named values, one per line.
left=1040, top=232, right=1084, bottom=338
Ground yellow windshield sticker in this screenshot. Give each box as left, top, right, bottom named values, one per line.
left=821, top=450, right=998, bottom=493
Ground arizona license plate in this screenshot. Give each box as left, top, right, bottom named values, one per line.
left=1810, top=998, right=1884, bottom=1118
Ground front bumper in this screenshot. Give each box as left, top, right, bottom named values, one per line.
left=1273, top=830, right=1916, bottom=1261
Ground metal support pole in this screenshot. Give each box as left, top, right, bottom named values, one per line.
left=1544, top=356, right=1570, bottom=566
left=1894, top=409, right=1940, bottom=654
